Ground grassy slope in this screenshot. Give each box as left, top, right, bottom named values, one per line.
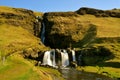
left=0, top=53, right=53, bottom=80
left=73, top=14, right=120, bottom=78
left=78, top=15, right=120, bottom=37
left=77, top=44, right=120, bottom=78
left=74, top=15, right=120, bottom=78
left=0, top=6, right=60, bottom=80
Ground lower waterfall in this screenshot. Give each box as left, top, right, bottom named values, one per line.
left=71, top=50, right=76, bottom=62
left=41, top=49, right=76, bottom=68
left=61, top=50, right=69, bottom=67
left=42, top=51, right=53, bottom=66
left=42, top=50, right=57, bottom=67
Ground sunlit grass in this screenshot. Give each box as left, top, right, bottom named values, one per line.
left=0, top=24, right=47, bottom=56
left=0, top=53, right=54, bottom=80
left=0, top=53, right=39, bottom=80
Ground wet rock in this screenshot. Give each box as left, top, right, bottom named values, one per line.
left=70, top=61, right=78, bottom=68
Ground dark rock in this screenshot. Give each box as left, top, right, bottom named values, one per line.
left=70, top=61, right=78, bottom=68
left=76, top=7, right=120, bottom=18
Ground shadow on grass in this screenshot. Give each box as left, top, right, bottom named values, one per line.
left=98, top=62, right=120, bottom=68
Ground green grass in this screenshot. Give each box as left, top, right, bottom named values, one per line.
left=39, top=67, right=64, bottom=80
left=0, top=53, right=39, bottom=80
left=77, top=66, right=120, bottom=78
left=0, top=24, right=45, bottom=56
left=77, top=44, right=120, bottom=78
left=0, top=6, right=51, bottom=80
left=0, top=53, right=54, bottom=80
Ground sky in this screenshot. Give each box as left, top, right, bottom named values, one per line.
left=0, top=0, right=120, bottom=12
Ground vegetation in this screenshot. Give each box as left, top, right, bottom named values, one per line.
left=76, top=44, right=120, bottom=78
left=44, top=11, right=120, bottom=48
left=0, top=53, right=54, bottom=80
left=0, top=6, right=120, bottom=80
left=0, top=6, right=59, bottom=80
left=43, top=7, right=120, bottom=79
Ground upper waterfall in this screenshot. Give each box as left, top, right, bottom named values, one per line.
left=71, top=50, right=76, bottom=62
left=41, top=22, right=45, bottom=44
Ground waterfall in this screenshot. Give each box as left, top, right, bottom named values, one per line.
left=42, top=49, right=74, bottom=68
left=61, top=50, right=69, bottom=67
left=42, top=50, right=57, bottom=67
left=41, top=22, right=45, bottom=43
left=42, top=51, right=52, bottom=66
left=51, top=50, right=56, bottom=67
left=71, top=50, right=76, bottom=62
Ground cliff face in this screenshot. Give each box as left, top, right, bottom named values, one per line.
left=43, top=8, right=120, bottom=48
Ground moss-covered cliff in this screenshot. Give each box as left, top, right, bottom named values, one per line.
left=43, top=8, right=120, bottom=48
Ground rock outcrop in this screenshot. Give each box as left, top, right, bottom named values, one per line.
left=76, top=7, right=120, bottom=18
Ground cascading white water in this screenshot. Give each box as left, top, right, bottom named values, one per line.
left=71, top=50, right=76, bottom=62
left=41, top=22, right=45, bottom=43
left=42, top=51, right=52, bottom=66
left=51, top=50, right=56, bottom=67
left=42, top=50, right=57, bottom=68
left=61, top=50, right=69, bottom=67
left=42, top=49, right=77, bottom=68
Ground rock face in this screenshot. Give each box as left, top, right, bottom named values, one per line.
left=43, top=12, right=96, bottom=48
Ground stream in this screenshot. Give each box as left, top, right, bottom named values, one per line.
left=60, top=68, right=114, bottom=80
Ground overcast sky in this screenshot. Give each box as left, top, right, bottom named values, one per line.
left=0, top=0, right=120, bottom=12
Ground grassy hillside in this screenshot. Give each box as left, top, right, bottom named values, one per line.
left=0, top=6, right=63, bottom=80
left=0, top=6, right=48, bottom=56
left=0, top=53, right=53, bottom=80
